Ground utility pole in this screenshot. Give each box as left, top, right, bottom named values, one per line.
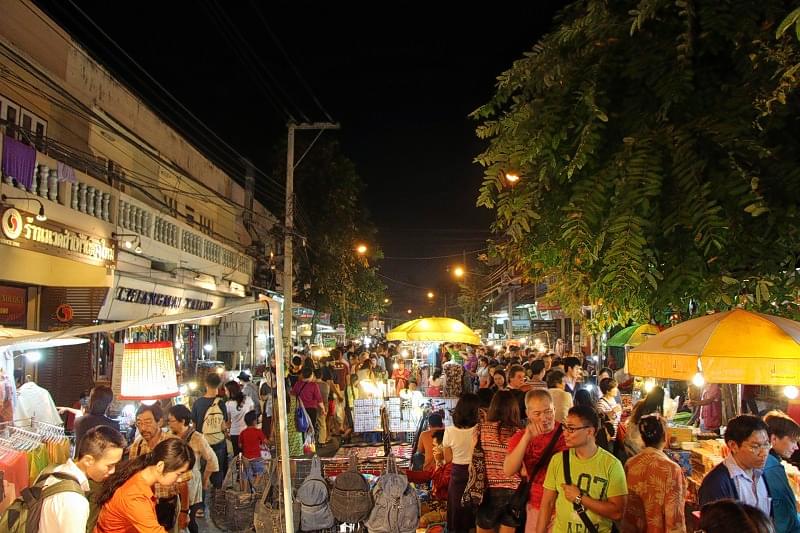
left=279, top=122, right=337, bottom=533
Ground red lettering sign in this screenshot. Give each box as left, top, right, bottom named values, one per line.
left=0, top=286, right=26, bottom=327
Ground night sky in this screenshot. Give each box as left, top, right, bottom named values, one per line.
left=34, top=1, right=568, bottom=313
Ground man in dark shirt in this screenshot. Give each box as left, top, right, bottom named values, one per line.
left=191, top=372, right=229, bottom=488
left=73, top=385, right=120, bottom=447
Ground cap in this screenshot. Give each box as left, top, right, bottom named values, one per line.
left=237, top=371, right=251, bottom=381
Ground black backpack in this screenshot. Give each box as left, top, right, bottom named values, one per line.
left=330, top=453, right=373, bottom=524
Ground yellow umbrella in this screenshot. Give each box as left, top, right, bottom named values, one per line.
left=628, top=309, right=800, bottom=385
left=386, top=317, right=481, bottom=345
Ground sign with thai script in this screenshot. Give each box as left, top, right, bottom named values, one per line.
left=0, top=207, right=115, bottom=266
left=0, top=285, right=26, bottom=327
left=115, top=286, right=213, bottom=310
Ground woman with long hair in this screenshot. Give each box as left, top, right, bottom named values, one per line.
left=624, top=386, right=665, bottom=457
left=443, top=393, right=480, bottom=533
left=94, top=438, right=194, bottom=532
left=620, top=414, right=686, bottom=533
left=476, top=390, right=522, bottom=533
left=225, top=380, right=254, bottom=456
left=698, top=499, right=775, bottom=533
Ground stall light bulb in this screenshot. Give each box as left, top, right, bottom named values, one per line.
left=187, top=382, right=197, bottom=391
left=584, top=383, right=594, bottom=392
left=393, top=362, right=399, bottom=370
left=692, top=372, right=705, bottom=387
left=401, top=349, right=409, bottom=357
left=179, top=385, right=188, bottom=395
left=24, top=351, right=42, bottom=363
left=203, top=343, right=213, bottom=352
left=785, top=386, right=799, bottom=400
left=643, top=379, right=655, bottom=393
left=122, top=404, right=136, bottom=418
left=141, top=399, right=157, bottom=406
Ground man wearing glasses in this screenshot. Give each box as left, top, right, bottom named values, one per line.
left=504, top=389, right=568, bottom=533
left=698, top=414, right=772, bottom=519
left=537, top=405, right=627, bottom=533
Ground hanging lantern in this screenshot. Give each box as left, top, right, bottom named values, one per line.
left=119, top=341, right=179, bottom=400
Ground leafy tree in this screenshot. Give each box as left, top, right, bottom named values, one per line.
left=270, top=137, right=386, bottom=336
left=473, top=0, right=800, bottom=331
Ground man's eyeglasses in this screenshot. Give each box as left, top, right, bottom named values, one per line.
left=561, top=423, right=592, bottom=433
left=743, top=442, right=771, bottom=453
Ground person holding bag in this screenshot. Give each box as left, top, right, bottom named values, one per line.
left=505, top=389, right=567, bottom=533
left=537, top=405, right=627, bottom=533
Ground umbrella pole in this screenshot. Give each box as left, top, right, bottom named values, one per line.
left=736, top=383, right=743, bottom=416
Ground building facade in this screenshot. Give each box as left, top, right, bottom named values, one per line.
left=0, top=0, right=277, bottom=405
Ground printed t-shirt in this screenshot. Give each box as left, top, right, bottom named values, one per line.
left=239, top=427, right=267, bottom=459
left=226, top=396, right=255, bottom=435
left=507, top=427, right=567, bottom=508
left=543, top=447, right=627, bottom=533
left=331, top=360, right=349, bottom=392
left=479, top=421, right=520, bottom=489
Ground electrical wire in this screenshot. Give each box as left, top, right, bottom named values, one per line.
left=381, top=248, right=488, bottom=260
left=246, top=0, right=334, bottom=123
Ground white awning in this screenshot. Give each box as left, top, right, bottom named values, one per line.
left=0, top=300, right=269, bottom=350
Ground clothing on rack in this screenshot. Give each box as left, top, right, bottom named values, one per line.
left=14, top=381, right=62, bottom=426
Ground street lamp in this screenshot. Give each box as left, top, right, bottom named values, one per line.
left=1, top=194, right=47, bottom=221
left=384, top=298, right=390, bottom=304
left=356, top=244, right=368, bottom=255
left=427, top=291, right=434, bottom=300
left=407, top=309, right=413, bottom=315
left=452, top=266, right=465, bottom=279
left=505, top=172, right=520, bottom=184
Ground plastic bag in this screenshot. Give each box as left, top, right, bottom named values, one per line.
left=303, top=431, right=316, bottom=455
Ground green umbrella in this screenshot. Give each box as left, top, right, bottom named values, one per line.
left=606, top=324, right=661, bottom=348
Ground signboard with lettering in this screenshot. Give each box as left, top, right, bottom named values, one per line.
left=0, top=207, right=115, bottom=267
left=114, top=287, right=213, bottom=310
left=0, top=285, right=26, bottom=327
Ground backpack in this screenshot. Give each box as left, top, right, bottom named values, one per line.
left=203, top=397, right=226, bottom=446
left=0, top=468, right=85, bottom=533
left=365, top=454, right=420, bottom=533
left=295, top=456, right=334, bottom=531
left=330, top=453, right=373, bottom=524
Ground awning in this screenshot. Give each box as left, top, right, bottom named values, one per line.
left=0, top=300, right=269, bottom=350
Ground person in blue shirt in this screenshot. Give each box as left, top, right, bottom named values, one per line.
left=763, top=410, right=800, bottom=533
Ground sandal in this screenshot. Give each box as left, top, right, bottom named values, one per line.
left=195, top=508, right=205, bottom=518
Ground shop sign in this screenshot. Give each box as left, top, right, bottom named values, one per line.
left=0, top=207, right=115, bottom=266
left=115, top=286, right=213, bottom=310
left=292, top=306, right=315, bottom=319
left=0, top=285, right=26, bottom=327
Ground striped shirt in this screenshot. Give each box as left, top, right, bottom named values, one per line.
left=479, top=420, right=521, bottom=490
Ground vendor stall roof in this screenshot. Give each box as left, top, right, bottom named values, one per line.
left=0, top=326, right=89, bottom=352
left=386, top=316, right=480, bottom=345
left=0, top=300, right=269, bottom=349
left=629, top=309, right=800, bottom=385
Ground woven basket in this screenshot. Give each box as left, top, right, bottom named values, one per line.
left=212, top=454, right=258, bottom=532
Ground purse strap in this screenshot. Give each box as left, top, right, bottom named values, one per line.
left=529, top=425, right=563, bottom=480
left=562, top=450, right=598, bottom=533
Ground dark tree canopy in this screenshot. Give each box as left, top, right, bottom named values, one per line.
left=474, top=0, right=800, bottom=330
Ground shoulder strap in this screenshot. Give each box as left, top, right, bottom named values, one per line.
left=562, top=449, right=599, bottom=533
left=530, top=425, right=563, bottom=480
left=562, top=449, right=571, bottom=485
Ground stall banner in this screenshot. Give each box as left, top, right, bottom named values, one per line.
left=0, top=286, right=25, bottom=327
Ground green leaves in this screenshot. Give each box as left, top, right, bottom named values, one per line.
left=474, top=0, right=800, bottom=328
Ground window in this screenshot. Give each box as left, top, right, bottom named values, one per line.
left=19, top=109, right=46, bottom=137
left=185, top=203, right=195, bottom=226
left=199, top=214, right=214, bottom=236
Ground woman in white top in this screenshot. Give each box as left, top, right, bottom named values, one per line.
left=442, top=393, right=480, bottom=533
left=596, top=377, right=622, bottom=436
left=224, top=380, right=254, bottom=457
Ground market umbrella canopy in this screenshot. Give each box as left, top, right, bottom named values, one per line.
left=386, top=317, right=481, bottom=345
left=628, top=309, right=800, bottom=385
left=607, top=324, right=661, bottom=347
left=0, top=327, right=89, bottom=351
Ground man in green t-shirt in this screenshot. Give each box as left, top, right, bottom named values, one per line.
left=538, top=405, right=627, bottom=533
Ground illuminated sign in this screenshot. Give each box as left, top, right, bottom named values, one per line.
left=0, top=208, right=115, bottom=266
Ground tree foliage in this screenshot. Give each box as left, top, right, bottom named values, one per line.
left=474, top=0, right=800, bottom=331
left=271, top=138, right=386, bottom=336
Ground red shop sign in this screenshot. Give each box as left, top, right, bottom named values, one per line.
left=0, top=286, right=26, bottom=327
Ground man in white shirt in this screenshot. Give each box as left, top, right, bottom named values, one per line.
left=39, top=425, right=126, bottom=532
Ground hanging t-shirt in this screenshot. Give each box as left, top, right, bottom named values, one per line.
left=543, top=447, right=627, bottom=533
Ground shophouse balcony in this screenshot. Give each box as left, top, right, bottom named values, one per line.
left=0, top=125, right=254, bottom=288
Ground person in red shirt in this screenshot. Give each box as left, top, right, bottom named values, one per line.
left=239, top=411, right=267, bottom=475
left=504, top=389, right=567, bottom=533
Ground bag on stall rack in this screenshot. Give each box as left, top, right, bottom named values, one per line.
left=0, top=467, right=84, bottom=533
left=296, top=456, right=334, bottom=531
left=365, top=454, right=420, bottom=533
left=330, top=452, right=373, bottom=524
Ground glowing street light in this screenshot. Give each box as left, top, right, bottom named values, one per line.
left=356, top=244, right=368, bottom=255
left=427, top=291, right=434, bottom=299
left=407, top=309, right=413, bottom=315
left=452, top=266, right=465, bottom=279
left=505, top=172, right=520, bottom=184
left=384, top=298, right=390, bottom=304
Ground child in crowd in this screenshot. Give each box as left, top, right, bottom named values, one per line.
left=239, top=411, right=267, bottom=475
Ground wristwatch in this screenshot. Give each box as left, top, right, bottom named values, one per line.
left=573, top=494, right=583, bottom=506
